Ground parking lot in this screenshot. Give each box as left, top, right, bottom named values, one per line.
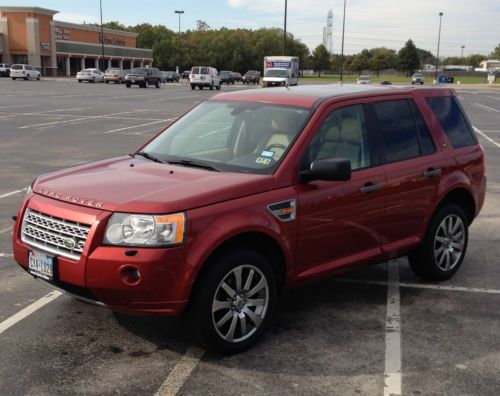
left=0, top=78, right=499, bottom=395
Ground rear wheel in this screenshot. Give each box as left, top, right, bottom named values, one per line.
left=210, top=82, right=214, bottom=90
left=188, top=249, right=277, bottom=354
left=12, top=77, right=16, bottom=80
left=216, top=83, right=221, bottom=90
left=105, top=80, right=109, bottom=84
left=155, top=80, right=160, bottom=88
left=24, top=76, right=29, bottom=81
left=408, top=204, right=468, bottom=281
left=126, top=82, right=131, bottom=88
left=191, top=84, right=195, bottom=90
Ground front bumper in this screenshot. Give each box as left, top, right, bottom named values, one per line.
left=13, top=195, right=195, bottom=316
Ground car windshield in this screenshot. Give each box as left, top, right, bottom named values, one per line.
left=131, top=68, right=147, bottom=75
left=265, top=69, right=287, bottom=77
left=142, top=101, right=310, bottom=175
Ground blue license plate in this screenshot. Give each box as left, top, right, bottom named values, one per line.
left=28, top=250, right=55, bottom=281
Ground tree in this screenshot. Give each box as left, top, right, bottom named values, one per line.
left=416, top=48, right=435, bottom=66
left=196, top=20, right=211, bottom=31
left=397, top=39, right=420, bottom=76
left=349, top=53, right=369, bottom=75
left=490, top=43, right=500, bottom=59
left=312, top=44, right=330, bottom=76
left=369, top=47, right=396, bottom=76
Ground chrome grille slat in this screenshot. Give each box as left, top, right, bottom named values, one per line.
left=21, top=209, right=91, bottom=261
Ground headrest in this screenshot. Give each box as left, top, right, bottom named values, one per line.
left=323, top=126, right=341, bottom=142
left=341, top=118, right=361, bottom=144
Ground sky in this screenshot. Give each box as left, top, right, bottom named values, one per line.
left=4, top=0, right=500, bottom=57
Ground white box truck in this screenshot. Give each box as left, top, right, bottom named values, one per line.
left=263, top=56, right=299, bottom=87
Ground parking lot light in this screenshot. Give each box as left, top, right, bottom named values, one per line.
left=175, top=10, right=184, bottom=74
left=435, top=12, right=443, bottom=83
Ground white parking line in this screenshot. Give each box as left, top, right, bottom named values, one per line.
left=0, top=290, right=62, bottom=336
left=472, top=103, right=499, bottom=113
left=0, top=187, right=27, bottom=199
left=384, top=262, right=402, bottom=396
left=487, top=96, right=500, bottom=101
left=103, top=118, right=175, bottom=134
left=18, top=110, right=150, bottom=129
left=474, top=126, right=500, bottom=149
left=0, top=226, right=13, bottom=235
left=0, top=104, right=34, bottom=109
left=155, top=346, right=204, bottom=396
left=0, top=253, right=14, bottom=258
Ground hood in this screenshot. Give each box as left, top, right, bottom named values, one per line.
left=33, top=156, right=275, bottom=213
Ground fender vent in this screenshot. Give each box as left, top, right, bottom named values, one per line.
left=268, top=199, right=296, bottom=222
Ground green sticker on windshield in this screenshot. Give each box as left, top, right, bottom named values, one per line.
left=255, top=157, right=271, bottom=165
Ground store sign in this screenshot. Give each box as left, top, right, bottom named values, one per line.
left=55, top=27, right=71, bottom=40
left=40, top=42, right=50, bottom=50
left=99, top=33, right=126, bottom=46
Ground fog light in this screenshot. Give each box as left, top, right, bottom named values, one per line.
left=120, top=266, right=141, bottom=285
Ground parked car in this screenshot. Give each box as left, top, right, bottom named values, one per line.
left=12, top=85, right=485, bottom=354
left=356, top=75, right=372, bottom=84
left=411, top=73, right=424, bottom=85
left=104, top=68, right=125, bottom=84
left=125, top=67, right=162, bottom=88
left=220, top=70, right=235, bottom=84
left=182, top=70, right=190, bottom=79
left=76, top=68, right=104, bottom=83
left=0, top=63, right=10, bottom=77
left=189, top=66, right=221, bottom=90
left=10, top=64, right=40, bottom=80
left=232, top=72, right=242, bottom=82
left=380, top=80, right=392, bottom=85
left=242, top=70, right=261, bottom=84
left=163, top=71, right=179, bottom=83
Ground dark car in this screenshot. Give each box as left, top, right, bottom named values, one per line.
left=164, top=71, right=180, bottom=83
left=220, top=70, right=235, bottom=84
left=233, top=72, right=242, bottom=82
left=0, top=63, right=10, bottom=77
left=125, top=67, right=162, bottom=88
left=242, top=70, right=260, bottom=84
left=13, top=85, right=485, bottom=354
left=181, top=70, right=190, bottom=79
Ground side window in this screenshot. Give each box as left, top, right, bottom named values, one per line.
left=302, top=104, right=371, bottom=171
left=372, top=100, right=420, bottom=163
left=410, top=101, right=435, bottom=156
left=425, top=96, right=476, bottom=148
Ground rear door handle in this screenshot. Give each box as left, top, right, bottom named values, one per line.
left=360, top=182, right=382, bottom=193
left=423, top=168, right=442, bottom=177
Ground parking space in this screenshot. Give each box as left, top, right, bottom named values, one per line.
left=0, top=79, right=499, bottom=395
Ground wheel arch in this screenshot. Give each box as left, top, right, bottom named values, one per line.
left=433, top=186, right=476, bottom=226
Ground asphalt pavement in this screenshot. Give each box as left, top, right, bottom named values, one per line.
left=0, top=78, right=499, bottom=395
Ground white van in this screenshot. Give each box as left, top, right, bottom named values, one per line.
left=189, top=66, right=221, bottom=90
left=10, top=64, right=40, bottom=80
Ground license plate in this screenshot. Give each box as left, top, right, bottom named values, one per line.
left=131, top=80, right=135, bottom=83
left=28, top=250, right=55, bottom=281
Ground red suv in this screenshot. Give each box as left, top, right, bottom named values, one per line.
left=13, top=85, right=486, bottom=353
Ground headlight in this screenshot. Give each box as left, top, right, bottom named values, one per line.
left=104, top=212, right=186, bottom=247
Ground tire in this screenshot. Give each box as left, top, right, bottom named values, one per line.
left=199, top=85, right=204, bottom=90
left=191, top=84, right=195, bottom=90
left=12, top=77, right=16, bottom=80
left=126, top=83, right=131, bottom=88
left=187, top=249, right=277, bottom=354
left=155, top=80, right=160, bottom=88
left=408, top=204, right=468, bottom=281
left=105, top=80, right=109, bottom=84
left=216, top=84, right=221, bottom=91
left=24, top=76, right=29, bottom=81
left=36, top=75, right=40, bottom=80
left=210, top=82, right=214, bottom=90
left=78, top=80, right=82, bottom=83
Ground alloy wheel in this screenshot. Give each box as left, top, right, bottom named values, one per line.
left=434, top=214, right=465, bottom=271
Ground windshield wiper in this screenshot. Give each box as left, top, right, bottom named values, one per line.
left=166, top=159, right=221, bottom=172
left=133, top=151, right=164, bottom=163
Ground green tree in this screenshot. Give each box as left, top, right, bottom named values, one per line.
left=397, top=39, right=420, bottom=76
left=349, top=53, right=369, bottom=76
left=416, top=48, right=435, bottom=66
left=489, top=44, right=500, bottom=58
left=369, top=47, right=396, bottom=76
left=312, top=44, right=330, bottom=76
left=196, top=20, right=211, bottom=31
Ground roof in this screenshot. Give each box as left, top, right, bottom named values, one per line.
left=209, top=84, right=451, bottom=108
left=0, top=6, right=58, bottom=16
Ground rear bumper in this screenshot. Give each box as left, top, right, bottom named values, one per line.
left=13, top=195, right=196, bottom=317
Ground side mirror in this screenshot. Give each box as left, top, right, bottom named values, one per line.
left=300, top=158, right=352, bottom=183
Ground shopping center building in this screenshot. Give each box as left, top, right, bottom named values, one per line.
left=0, top=6, right=153, bottom=75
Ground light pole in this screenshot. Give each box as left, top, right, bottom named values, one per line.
left=339, top=0, right=346, bottom=84
left=175, top=10, right=184, bottom=74
left=99, top=0, right=105, bottom=71
left=283, top=0, right=287, bottom=56
left=461, top=45, right=465, bottom=67
left=435, top=11, right=443, bottom=83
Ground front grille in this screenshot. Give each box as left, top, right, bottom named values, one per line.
left=21, top=209, right=91, bottom=261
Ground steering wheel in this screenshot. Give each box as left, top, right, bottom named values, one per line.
left=264, top=143, right=287, bottom=152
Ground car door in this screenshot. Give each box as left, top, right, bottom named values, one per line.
left=294, top=102, right=386, bottom=280
left=369, top=97, right=447, bottom=257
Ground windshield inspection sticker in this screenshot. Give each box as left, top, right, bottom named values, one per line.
left=260, top=150, right=275, bottom=158
left=256, top=157, right=272, bottom=165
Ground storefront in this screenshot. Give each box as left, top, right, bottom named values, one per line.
left=0, top=6, right=153, bottom=76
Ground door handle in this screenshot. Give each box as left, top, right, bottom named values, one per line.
left=360, top=182, right=382, bottom=193
left=423, top=168, right=442, bottom=177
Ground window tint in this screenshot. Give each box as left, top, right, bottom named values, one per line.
left=191, top=67, right=199, bottom=74
left=426, top=96, right=476, bottom=148
left=410, top=101, right=435, bottom=156
left=200, top=67, right=209, bottom=74
left=303, top=104, right=371, bottom=171
left=373, top=100, right=420, bottom=163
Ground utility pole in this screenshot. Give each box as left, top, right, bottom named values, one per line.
left=99, top=0, right=105, bottom=71
left=283, top=0, right=287, bottom=56
left=175, top=10, right=184, bottom=74
left=461, top=45, right=465, bottom=67
left=339, top=0, right=346, bottom=84
left=435, top=12, right=443, bottom=82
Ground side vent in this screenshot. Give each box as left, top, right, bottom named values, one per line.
left=267, top=199, right=296, bottom=222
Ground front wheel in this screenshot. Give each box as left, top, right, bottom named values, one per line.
left=191, top=84, right=195, bottom=90
left=155, top=80, right=160, bottom=88
left=408, top=204, right=468, bottom=281
left=188, top=249, right=277, bottom=354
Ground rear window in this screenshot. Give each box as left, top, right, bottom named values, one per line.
left=426, top=96, right=477, bottom=148
left=200, top=67, right=209, bottom=74
left=11, top=65, right=22, bottom=70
